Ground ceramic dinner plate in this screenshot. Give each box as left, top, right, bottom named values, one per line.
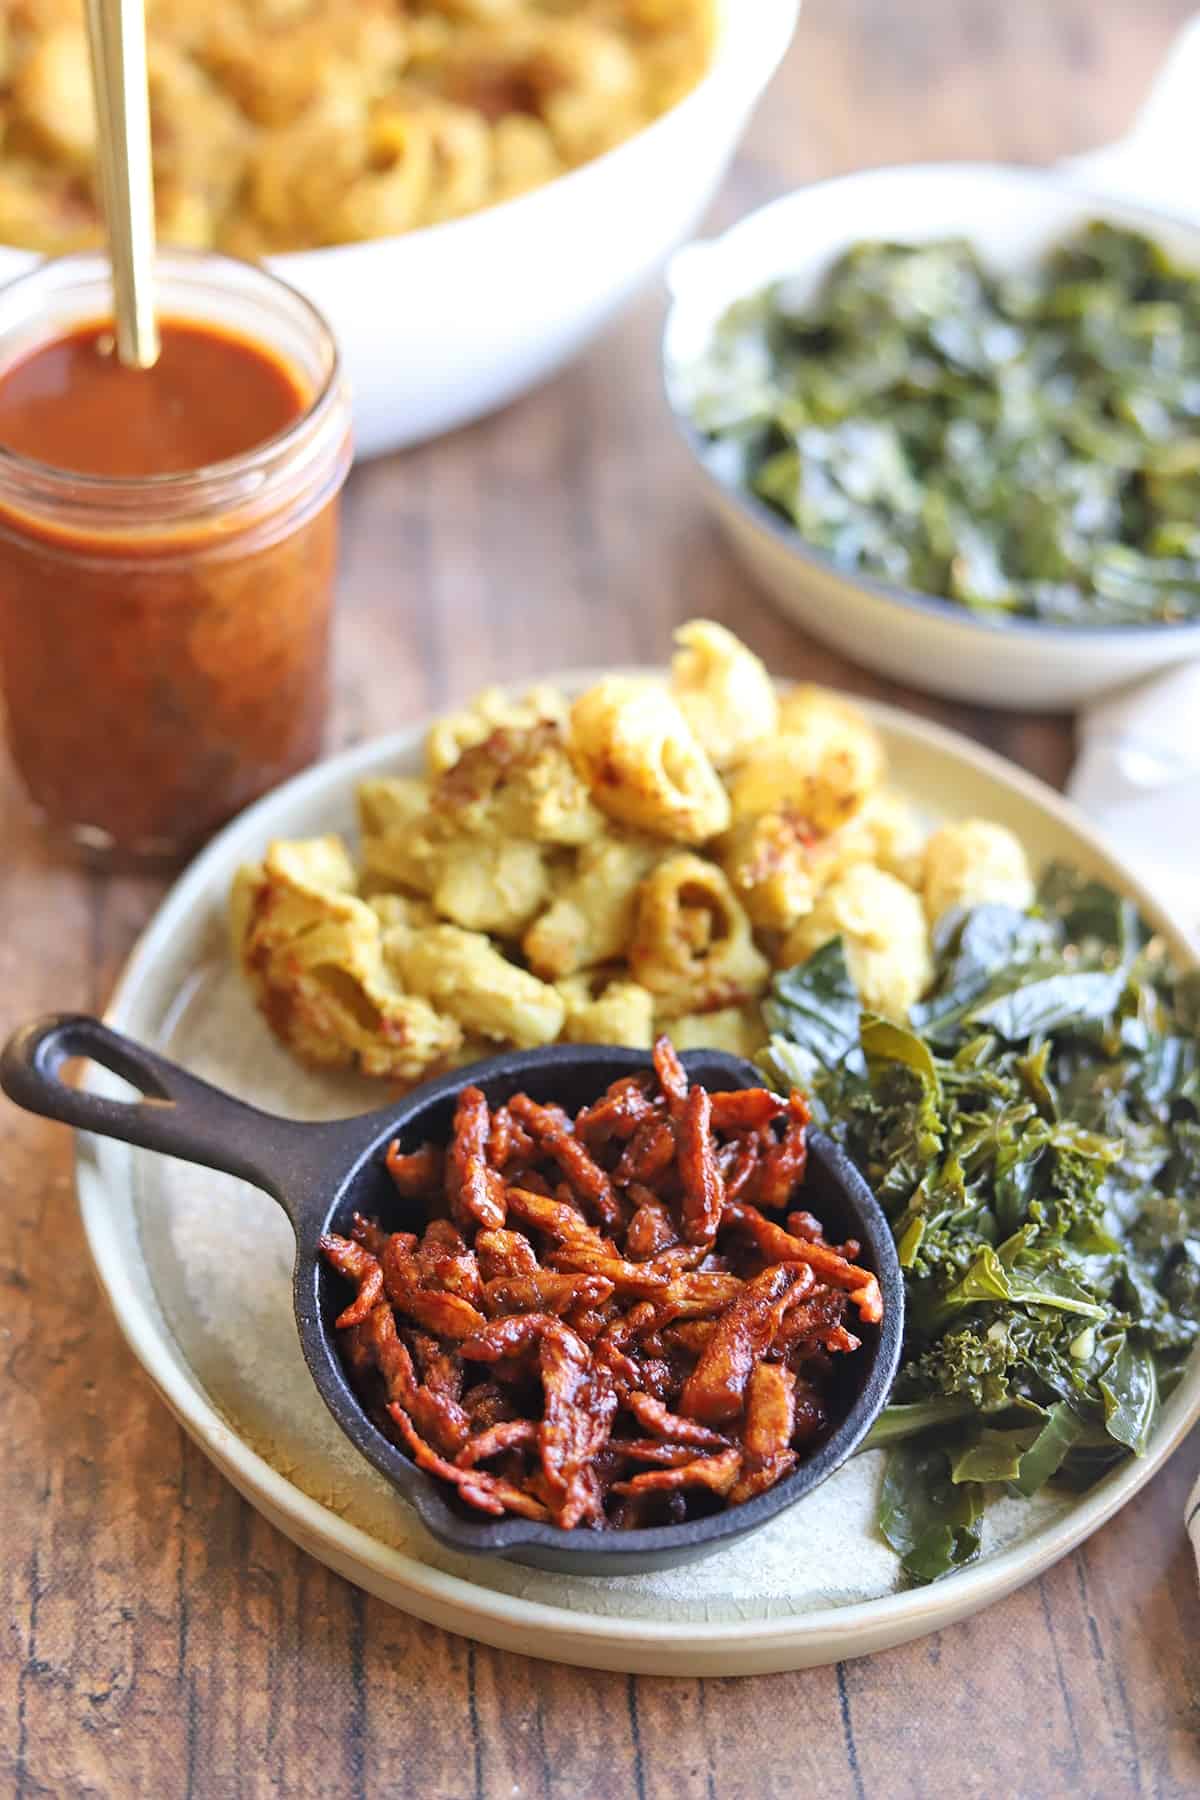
left=77, top=679, right=1200, bottom=1676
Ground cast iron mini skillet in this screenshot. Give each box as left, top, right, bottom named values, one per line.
left=1, top=1014, right=903, bottom=1577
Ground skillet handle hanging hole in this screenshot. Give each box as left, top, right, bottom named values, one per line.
left=0, top=1012, right=300, bottom=1206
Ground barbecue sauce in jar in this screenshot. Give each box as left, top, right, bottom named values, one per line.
left=0, top=253, right=351, bottom=864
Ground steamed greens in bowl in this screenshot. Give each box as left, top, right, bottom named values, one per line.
left=688, top=222, right=1200, bottom=627
left=763, top=863, right=1200, bottom=1582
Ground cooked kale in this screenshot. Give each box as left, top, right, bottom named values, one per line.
left=763, top=863, right=1199, bottom=1582
left=688, top=223, right=1200, bottom=626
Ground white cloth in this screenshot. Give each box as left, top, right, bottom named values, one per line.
left=1067, top=664, right=1200, bottom=951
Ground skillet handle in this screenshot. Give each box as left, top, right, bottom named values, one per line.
left=0, top=1012, right=331, bottom=1214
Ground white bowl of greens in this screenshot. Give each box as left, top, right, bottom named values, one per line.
left=665, top=168, right=1200, bottom=711
left=664, top=25, right=1200, bottom=709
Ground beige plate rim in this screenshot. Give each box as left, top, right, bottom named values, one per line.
left=75, top=680, right=1200, bottom=1675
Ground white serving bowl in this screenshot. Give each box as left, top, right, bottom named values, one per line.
left=0, top=0, right=799, bottom=460
left=662, top=25, right=1200, bottom=711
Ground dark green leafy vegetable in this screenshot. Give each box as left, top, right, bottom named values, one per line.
left=1013, top=1404, right=1087, bottom=1496
left=950, top=1426, right=1038, bottom=1485
left=966, top=969, right=1128, bottom=1041
left=687, top=223, right=1200, bottom=626
left=762, top=860, right=1199, bottom=1582
left=878, top=1444, right=984, bottom=1582
left=863, top=1396, right=975, bottom=1448
left=761, top=938, right=862, bottom=1088
left=1099, top=1338, right=1158, bottom=1453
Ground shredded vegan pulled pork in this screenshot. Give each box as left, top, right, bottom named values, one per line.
left=321, top=1037, right=880, bottom=1530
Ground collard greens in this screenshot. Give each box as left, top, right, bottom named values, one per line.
left=763, top=864, right=1200, bottom=1582
left=690, top=223, right=1200, bottom=626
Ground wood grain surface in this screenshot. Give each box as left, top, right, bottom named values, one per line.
left=3, top=2, right=1200, bottom=1795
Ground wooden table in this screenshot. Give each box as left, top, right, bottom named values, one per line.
left=4, top=2, right=1200, bottom=1793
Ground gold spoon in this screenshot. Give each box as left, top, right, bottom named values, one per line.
left=83, top=0, right=159, bottom=369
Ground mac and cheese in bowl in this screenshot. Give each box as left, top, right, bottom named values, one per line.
left=0, top=0, right=715, bottom=254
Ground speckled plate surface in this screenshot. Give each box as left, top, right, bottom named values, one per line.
left=76, top=679, right=1200, bottom=1675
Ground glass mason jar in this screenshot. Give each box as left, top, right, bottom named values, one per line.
left=0, top=250, right=352, bottom=866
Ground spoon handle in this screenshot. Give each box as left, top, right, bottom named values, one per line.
left=84, top=0, right=159, bottom=369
